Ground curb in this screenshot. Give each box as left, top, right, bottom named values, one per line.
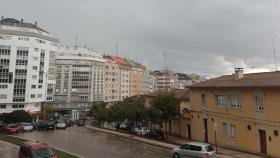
left=85, top=126, right=177, bottom=150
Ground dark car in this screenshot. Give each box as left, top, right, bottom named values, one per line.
left=0, top=124, right=20, bottom=134
left=19, top=141, right=58, bottom=158
left=63, top=119, right=71, bottom=127
left=37, top=120, right=55, bottom=131
left=144, top=129, right=164, bottom=140
left=92, top=119, right=100, bottom=127
left=77, top=119, right=85, bottom=126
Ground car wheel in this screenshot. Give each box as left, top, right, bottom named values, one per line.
left=173, top=153, right=180, bottom=158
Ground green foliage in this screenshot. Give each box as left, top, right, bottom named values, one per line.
left=0, top=110, right=32, bottom=123
left=151, top=92, right=180, bottom=123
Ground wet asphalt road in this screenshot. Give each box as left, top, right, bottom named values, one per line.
left=0, top=140, right=19, bottom=158
left=18, top=126, right=170, bottom=158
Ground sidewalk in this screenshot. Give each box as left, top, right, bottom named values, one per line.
left=85, top=125, right=266, bottom=158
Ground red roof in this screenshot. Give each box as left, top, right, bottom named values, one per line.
left=110, top=56, right=128, bottom=65
left=189, top=71, right=280, bottom=88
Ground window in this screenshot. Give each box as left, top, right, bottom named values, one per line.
left=31, top=94, right=36, bottom=98
left=34, top=48, right=39, bottom=52
left=0, top=45, right=11, bottom=55
left=256, top=96, right=264, bottom=111
left=0, top=85, right=8, bottom=88
left=31, top=85, right=36, bottom=89
left=216, top=95, right=226, bottom=107
left=230, top=96, right=241, bottom=108
left=38, top=85, right=43, bottom=89
left=231, top=124, right=237, bottom=137
left=0, top=94, right=7, bottom=99
left=201, top=94, right=206, bottom=106
left=0, top=104, right=6, bottom=109
left=32, top=75, right=37, bottom=79
left=189, top=145, right=202, bottom=151
left=12, top=104, right=24, bottom=108
left=223, top=122, right=228, bottom=135
left=37, top=94, right=42, bottom=98
left=33, top=66, right=38, bottom=70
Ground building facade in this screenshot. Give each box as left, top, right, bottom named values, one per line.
left=143, top=70, right=156, bottom=94
left=0, top=17, right=58, bottom=114
left=189, top=68, right=280, bottom=157
left=51, top=47, right=104, bottom=119
left=103, top=55, right=120, bottom=102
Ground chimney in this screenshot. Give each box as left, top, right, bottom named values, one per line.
left=1, top=16, right=4, bottom=21
left=34, top=21, right=37, bottom=26
left=21, top=19, right=23, bottom=23
left=234, top=68, right=244, bottom=80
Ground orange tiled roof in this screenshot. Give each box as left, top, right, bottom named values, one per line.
left=189, top=71, right=280, bottom=88
left=110, top=56, right=128, bottom=65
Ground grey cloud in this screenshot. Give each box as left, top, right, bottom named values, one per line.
left=2, top=0, right=280, bottom=77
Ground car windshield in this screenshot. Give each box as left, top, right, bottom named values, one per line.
left=22, top=123, right=32, bottom=126
left=32, top=147, right=54, bottom=158
left=205, top=145, right=215, bottom=152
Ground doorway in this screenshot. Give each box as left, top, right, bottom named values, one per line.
left=187, top=124, right=191, bottom=139
left=259, top=129, right=267, bottom=154
left=203, top=119, right=208, bottom=143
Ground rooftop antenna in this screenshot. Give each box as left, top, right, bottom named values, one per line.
left=272, top=38, right=278, bottom=71
left=75, top=32, right=78, bottom=50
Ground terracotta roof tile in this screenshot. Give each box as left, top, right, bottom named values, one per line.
left=189, top=71, right=280, bottom=88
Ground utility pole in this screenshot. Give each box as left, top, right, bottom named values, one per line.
left=272, top=38, right=278, bottom=71
left=163, top=53, right=168, bottom=92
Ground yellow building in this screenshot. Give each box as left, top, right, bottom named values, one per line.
left=189, top=68, right=280, bottom=157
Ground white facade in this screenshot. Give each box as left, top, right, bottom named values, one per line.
left=143, top=70, right=156, bottom=94
left=0, top=18, right=58, bottom=114
left=120, top=68, right=130, bottom=100
left=51, top=47, right=105, bottom=110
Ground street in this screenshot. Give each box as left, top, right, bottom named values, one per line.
left=18, top=126, right=170, bottom=158
left=0, top=140, right=19, bottom=158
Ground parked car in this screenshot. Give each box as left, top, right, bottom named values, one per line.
left=144, top=129, right=164, bottom=140
left=18, top=141, right=58, bottom=158
left=0, top=124, right=19, bottom=134
left=56, top=120, right=66, bottom=129
left=37, top=120, right=55, bottom=131
left=31, top=122, right=38, bottom=130
left=17, top=123, right=33, bottom=132
left=171, top=142, right=216, bottom=158
left=77, top=119, right=85, bottom=126
left=70, top=120, right=78, bottom=126
left=133, top=126, right=150, bottom=136
left=63, top=119, right=71, bottom=127
left=92, top=119, right=100, bottom=127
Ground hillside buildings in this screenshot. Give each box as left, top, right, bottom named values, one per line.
left=0, top=17, right=58, bottom=114
left=188, top=68, right=280, bottom=157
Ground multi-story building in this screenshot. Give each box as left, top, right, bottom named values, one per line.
left=189, top=68, right=280, bottom=157
left=103, top=55, right=120, bottom=102
left=51, top=47, right=104, bottom=119
left=126, top=59, right=144, bottom=96
left=109, top=56, right=130, bottom=100
left=153, top=70, right=174, bottom=92
left=143, top=70, right=156, bottom=94
left=0, top=17, right=58, bottom=114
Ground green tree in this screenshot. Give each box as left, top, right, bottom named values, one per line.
left=89, top=102, right=108, bottom=127
left=151, top=92, right=180, bottom=139
left=1, top=110, right=32, bottom=123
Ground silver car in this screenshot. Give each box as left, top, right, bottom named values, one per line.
left=171, top=142, right=216, bottom=158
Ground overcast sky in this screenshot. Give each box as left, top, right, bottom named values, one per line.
left=2, top=0, right=280, bottom=77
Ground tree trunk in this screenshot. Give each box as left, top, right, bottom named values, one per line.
left=164, top=121, right=167, bottom=140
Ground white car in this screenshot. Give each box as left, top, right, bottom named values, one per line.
left=171, top=142, right=216, bottom=158
left=56, top=120, right=66, bottom=129
left=18, top=123, right=33, bottom=132
left=133, top=126, right=150, bottom=136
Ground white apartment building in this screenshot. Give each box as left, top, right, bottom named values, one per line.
left=0, top=17, right=58, bottom=114
left=51, top=47, right=105, bottom=116
left=143, top=70, right=156, bottom=94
